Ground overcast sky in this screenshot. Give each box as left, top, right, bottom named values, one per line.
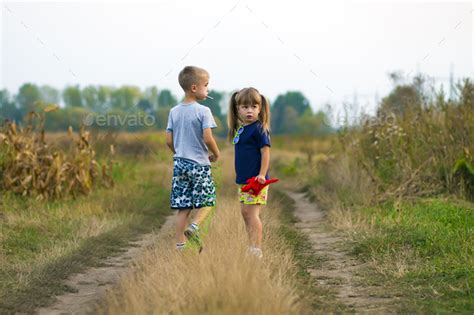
left=1, top=0, right=473, bottom=117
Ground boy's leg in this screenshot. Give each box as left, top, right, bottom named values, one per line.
left=170, top=158, right=194, bottom=248
left=192, top=206, right=214, bottom=225
left=185, top=206, right=214, bottom=238
left=184, top=206, right=213, bottom=254
left=187, top=163, right=216, bottom=236
left=176, top=209, right=192, bottom=244
left=240, top=203, right=263, bottom=248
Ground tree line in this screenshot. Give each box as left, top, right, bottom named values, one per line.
left=0, top=84, right=332, bottom=137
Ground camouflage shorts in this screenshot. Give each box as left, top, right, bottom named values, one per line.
left=170, top=158, right=216, bottom=210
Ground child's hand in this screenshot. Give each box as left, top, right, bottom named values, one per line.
left=256, top=175, right=266, bottom=184
left=209, top=154, right=218, bottom=162
left=242, top=176, right=279, bottom=196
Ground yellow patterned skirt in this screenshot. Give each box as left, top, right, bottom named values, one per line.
left=238, top=185, right=269, bottom=205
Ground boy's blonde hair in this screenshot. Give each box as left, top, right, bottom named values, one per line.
left=227, top=87, right=271, bottom=141
left=178, top=66, right=209, bottom=92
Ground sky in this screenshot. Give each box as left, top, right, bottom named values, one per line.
left=1, top=0, right=473, bottom=119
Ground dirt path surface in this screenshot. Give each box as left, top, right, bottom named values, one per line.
left=286, top=191, right=398, bottom=314
left=36, top=215, right=175, bottom=315
left=35, top=190, right=397, bottom=315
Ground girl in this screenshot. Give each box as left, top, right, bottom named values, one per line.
left=228, top=87, right=271, bottom=259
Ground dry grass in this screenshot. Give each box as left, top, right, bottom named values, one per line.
left=344, top=79, right=473, bottom=201
left=1, top=176, right=143, bottom=297
left=289, top=79, right=474, bottom=211
left=99, top=149, right=311, bottom=315
left=0, top=148, right=173, bottom=311
left=369, top=246, right=420, bottom=279
left=326, top=206, right=371, bottom=232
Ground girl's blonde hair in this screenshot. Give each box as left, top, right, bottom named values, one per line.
left=227, top=87, right=271, bottom=142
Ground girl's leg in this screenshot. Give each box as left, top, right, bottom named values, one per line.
left=176, top=209, right=192, bottom=244
left=240, top=203, right=263, bottom=248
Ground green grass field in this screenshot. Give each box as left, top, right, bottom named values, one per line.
left=352, top=198, right=473, bottom=313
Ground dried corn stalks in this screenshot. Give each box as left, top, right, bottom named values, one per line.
left=0, top=107, right=114, bottom=200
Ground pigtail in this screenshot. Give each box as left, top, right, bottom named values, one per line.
left=259, top=94, right=271, bottom=134
left=227, top=91, right=240, bottom=142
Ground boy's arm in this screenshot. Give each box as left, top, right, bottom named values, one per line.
left=257, top=146, right=270, bottom=184
left=203, top=128, right=220, bottom=161
left=166, top=132, right=176, bottom=154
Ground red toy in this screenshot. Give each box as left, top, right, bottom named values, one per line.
left=241, top=176, right=279, bottom=196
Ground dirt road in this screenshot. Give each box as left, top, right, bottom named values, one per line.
left=286, top=191, right=398, bottom=314
left=36, top=216, right=175, bottom=315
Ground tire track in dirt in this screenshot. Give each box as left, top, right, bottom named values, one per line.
left=35, top=215, right=175, bottom=315
left=286, top=191, right=398, bottom=314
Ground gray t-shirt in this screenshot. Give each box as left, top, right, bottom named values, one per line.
left=166, top=102, right=217, bottom=166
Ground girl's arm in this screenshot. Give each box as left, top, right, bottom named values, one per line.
left=257, top=146, right=270, bottom=184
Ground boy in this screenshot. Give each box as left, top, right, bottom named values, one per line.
left=166, top=66, right=220, bottom=252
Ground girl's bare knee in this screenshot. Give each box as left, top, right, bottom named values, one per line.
left=241, top=211, right=251, bottom=224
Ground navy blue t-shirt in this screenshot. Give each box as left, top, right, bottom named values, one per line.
left=234, top=121, right=271, bottom=184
